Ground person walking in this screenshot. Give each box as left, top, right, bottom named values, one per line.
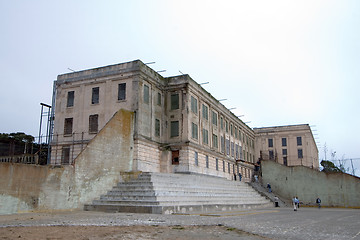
left=267, top=183, right=272, bottom=193
left=316, top=197, right=321, bottom=208
left=292, top=196, right=298, bottom=211
left=296, top=196, right=300, bottom=209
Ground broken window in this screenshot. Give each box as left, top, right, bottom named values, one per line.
left=64, top=118, right=73, bottom=135
left=170, top=121, right=179, bottom=137
left=61, top=146, right=70, bottom=165
left=155, top=119, right=160, bottom=137
left=89, top=114, right=98, bottom=133
left=170, top=93, right=179, bottom=110
left=297, top=136, right=302, bottom=146
left=67, top=91, right=74, bottom=107
left=92, top=87, right=99, bottom=104
left=118, top=83, right=126, bottom=101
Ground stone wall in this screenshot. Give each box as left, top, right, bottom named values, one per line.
left=0, top=109, right=134, bottom=215
left=261, top=160, right=360, bottom=207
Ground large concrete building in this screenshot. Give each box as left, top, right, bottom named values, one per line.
left=51, top=60, right=256, bottom=181
left=254, top=124, right=319, bottom=169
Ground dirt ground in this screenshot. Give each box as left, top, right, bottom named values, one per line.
left=0, top=225, right=266, bottom=240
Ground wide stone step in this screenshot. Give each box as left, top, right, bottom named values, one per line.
left=84, top=172, right=271, bottom=214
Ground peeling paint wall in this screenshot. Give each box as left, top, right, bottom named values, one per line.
left=261, top=160, right=360, bottom=207
left=0, top=109, right=134, bottom=215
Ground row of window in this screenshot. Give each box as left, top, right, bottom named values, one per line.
left=64, top=114, right=98, bottom=135
left=268, top=148, right=303, bottom=160
left=190, top=95, right=254, bottom=148
left=66, top=83, right=127, bottom=107
left=268, top=136, right=302, bottom=148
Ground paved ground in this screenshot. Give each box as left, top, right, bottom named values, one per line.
left=0, top=207, right=359, bottom=239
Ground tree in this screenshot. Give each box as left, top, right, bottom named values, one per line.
left=320, top=160, right=342, bottom=173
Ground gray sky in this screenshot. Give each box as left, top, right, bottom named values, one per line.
left=1, top=0, right=359, bottom=175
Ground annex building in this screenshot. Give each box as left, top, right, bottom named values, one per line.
left=50, top=60, right=256, bottom=182
left=254, top=124, right=319, bottom=169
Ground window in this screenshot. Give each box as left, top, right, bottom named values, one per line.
left=171, top=93, right=179, bottom=110
left=216, top=158, right=219, bottom=170
left=220, top=117, right=223, bottom=130
left=202, top=104, right=208, bottom=120
left=282, top=149, right=287, bottom=156
left=231, top=142, right=234, bottom=157
left=221, top=136, right=225, bottom=153
left=67, top=91, right=74, bottom=107
left=228, top=162, right=230, bottom=173
left=235, top=144, right=239, bottom=159
left=298, top=149, right=303, bottom=158
left=212, top=134, right=218, bottom=148
left=170, top=121, right=179, bottom=137
left=226, top=139, right=230, bottom=155
left=155, top=119, right=160, bottom=137
left=64, top=118, right=73, bottom=135
left=202, top=128, right=209, bottom=144
left=191, top=122, right=198, bottom=139
left=269, top=150, right=274, bottom=160
left=223, top=160, right=225, bottom=172
left=206, top=155, right=209, bottom=168
left=157, top=92, right=161, bottom=106
left=118, top=83, right=126, bottom=100
left=239, top=130, right=242, bottom=141
left=195, top=151, right=198, bottom=166
left=282, top=138, right=287, bottom=147
left=297, top=136, right=302, bottom=146
left=61, top=146, right=70, bottom=165
left=225, top=121, right=228, bottom=133
left=144, top=85, right=150, bottom=104
left=268, top=138, right=273, bottom=148
left=240, top=146, right=243, bottom=160
left=92, top=87, right=99, bottom=104
left=89, top=114, right=98, bottom=133
left=212, top=111, right=217, bottom=126
left=230, top=124, right=233, bottom=136
left=235, top=127, right=238, bottom=139
left=191, top=96, right=197, bottom=114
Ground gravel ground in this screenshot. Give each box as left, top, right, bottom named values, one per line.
left=0, top=207, right=359, bottom=240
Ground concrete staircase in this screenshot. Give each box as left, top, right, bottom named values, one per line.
left=84, top=172, right=272, bottom=214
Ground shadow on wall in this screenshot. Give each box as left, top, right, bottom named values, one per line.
left=260, top=160, right=360, bottom=208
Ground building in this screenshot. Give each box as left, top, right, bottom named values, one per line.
left=50, top=60, right=256, bottom=181
left=254, top=124, right=319, bottom=169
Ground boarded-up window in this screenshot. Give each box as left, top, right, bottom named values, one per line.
left=171, top=93, right=179, bottom=110
left=92, top=87, right=99, bottom=104
left=144, top=85, right=150, bottom=104
left=170, top=121, right=179, bottom=137
left=118, top=83, right=126, bottom=101
left=89, top=114, right=98, bottom=133
left=67, top=91, right=74, bottom=107
left=155, top=119, right=160, bottom=137
left=61, top=146, right=70, bottom=164
left=64, top=118, right=73, bottom=135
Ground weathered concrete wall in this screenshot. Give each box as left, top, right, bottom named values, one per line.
left=0, top=109, right=134, bottom=214
left=261, top=160, right=360, bottom=207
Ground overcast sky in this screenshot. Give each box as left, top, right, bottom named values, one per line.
left=1, top=0, right=359, bottom=175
